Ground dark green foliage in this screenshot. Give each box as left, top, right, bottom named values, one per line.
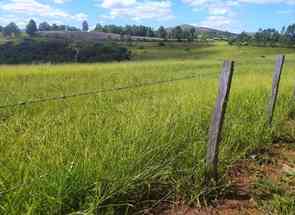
left=0, top=25, right=3, bottom=32
left=93, top=24, right=232, bottom=41
left=39, top=22, right=51, bottom=31
left=67, top=26, right=81, bottom=32
left=286, top=24, right=295, bottom=43
left=77, top=43, right=130, bottom=62
left=95, top=24, right=155, bottom=38
left=173, top=26, right=184, bottom=42
left=158, top=41, right=166, bottom=47
left=0, top=38, right=131, bottom=64
left=158, top=26, right=167, bottom=40
left=39, top=22, right=80, bottom=32
left=2, top=22, right=20, bottom=38
left=26, top=19, right=38, bottom=36
left=82, top=21, right=89, bottom=32
left=230, top=24, right=295, bottom=47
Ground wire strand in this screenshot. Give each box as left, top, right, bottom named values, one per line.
left=0, top=71, right=219, bottom=110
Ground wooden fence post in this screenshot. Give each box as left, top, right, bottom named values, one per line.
left=206, top=60, right=234, bottom=183
left=267, top=55, right=285, bottom=127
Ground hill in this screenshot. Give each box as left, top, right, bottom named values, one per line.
left=36, top=24, right=237, bottom=43
left=37, top=31, right=121, bottom=42
left=167, top=24, right=237, bottom=39
left=37, top=31, right=164, bottom=43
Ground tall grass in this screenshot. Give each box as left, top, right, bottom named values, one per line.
left=0, top=43, right=295, bottom=214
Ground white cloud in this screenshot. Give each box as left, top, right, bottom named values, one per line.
left=199, top=15, right=233, bottom=29
left=99, top=0, right=174, bottom=21
left=183, top=0, right=295, bottom=31
left=0, top=0, right=87, bottom=25
left=182, top=0, right=238, bottom=30
left=237, top=0, right=295, bottom=4
left=53, top=0, right=71, bottom=4
left=101, top=0, right=136, bottom=8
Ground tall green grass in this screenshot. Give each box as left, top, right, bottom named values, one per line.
left=0, top=43, right=295, bottom=214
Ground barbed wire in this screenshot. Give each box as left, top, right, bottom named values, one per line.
left=0, top=71, right=219, bottom=110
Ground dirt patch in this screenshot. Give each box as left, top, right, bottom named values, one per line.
left=155, top=143, right=295, bottom=215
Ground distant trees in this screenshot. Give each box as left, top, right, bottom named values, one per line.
left=189, top=28, right=196, bottom=42
left=286, top=24, right=295, bottom=43
left=26, top=19, right=37, bottom=36
left=39, top=22, right=80, bottom=32
left=39, top=22, right=51, bottom=31
left=230, top=23, right=295, bottom=47
left=158, top=26, right=167, bottom=40
left=173, top=26, right=184, bottom=42
left=0, top=26, right=3, bottom=33
left=67, top=26, right=81, bottom=32
left=93, top=24, right=200, bottom=42
left=82, top=21, right=89, bottom=32
left=2, top=22, right=20, bottom=37
left=0, top=38, right=131, bottom=64
left=95, top=24, right=103, bottom=32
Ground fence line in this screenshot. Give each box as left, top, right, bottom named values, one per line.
left=206, top=60, right=234, bottom=183
left=205, top=54, right=286, bottom=186
left=0, top=71, right=219, bottom=110
left=267, top=55, right=285, bottom=126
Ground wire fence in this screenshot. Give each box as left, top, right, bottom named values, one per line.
left=0, top=70, right=220, bottom=110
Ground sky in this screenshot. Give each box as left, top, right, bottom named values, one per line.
left=0, top=0, right=294, bottom=33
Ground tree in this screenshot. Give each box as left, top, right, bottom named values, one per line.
left=39, top=22, right=51, bottom=31
left=286, top=24, right=295, bottom=43
left=94, top=24, right=103, bottom=32
left=82, top=21, right=89, bottom=32
left=51, top=24, right=59, bottom=31
left=67, top=26, right=80, bottom=32
left=0, top=25, right=3, bottom=33
left=26, top=19, right=38, bottom=36
left=3, top=22, right=20, bottom=37
left=281, top=26, right=286, bottom=35
left=189, top=27, right=196, bottom=42
left=173, top=26, right=183, bottom=42
left=199, top=32, right=209, bottom=43
left=237, top=32, right=251, bottom=45
left=158, top=26, right=167, bottom=40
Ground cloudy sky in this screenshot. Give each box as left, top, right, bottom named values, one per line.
left=0, top=0, right=294, bottom=33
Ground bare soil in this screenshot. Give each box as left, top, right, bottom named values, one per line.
left=146, top=143, right=295, bottom=215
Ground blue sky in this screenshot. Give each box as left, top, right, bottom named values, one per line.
left=0, top=0, right=294, bottom=33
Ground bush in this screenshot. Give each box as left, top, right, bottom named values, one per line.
left=0, top=38, right=131, bottom=64
left=158, top=41, right=166, bottom=47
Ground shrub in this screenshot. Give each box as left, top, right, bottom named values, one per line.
left=0, top=38, right=131, bottom=64
left=158, top=41, right=166, bottom=47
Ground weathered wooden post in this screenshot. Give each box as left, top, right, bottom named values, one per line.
left=206, top=60, right=234, bottom=183
left=267, top=55, right=285, bottom=127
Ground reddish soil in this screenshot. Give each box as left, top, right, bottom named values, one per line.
left=146, top=143, right=295, bottom=215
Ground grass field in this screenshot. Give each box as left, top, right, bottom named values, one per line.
left=0, top=42, right=295, bottom=214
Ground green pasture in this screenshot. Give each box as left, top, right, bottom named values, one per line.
left=0, top=43, right=295, bottom=214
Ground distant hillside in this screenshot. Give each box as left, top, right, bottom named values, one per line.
left=37, top=31, right=121, bottom=43
left=36, top=25, right=237, bottom=43
left=168, top=24, right=237, bottom=39
left=37, top=31, right=163, bottom=42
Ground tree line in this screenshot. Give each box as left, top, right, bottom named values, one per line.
left=0, top=19, right=203, bottom=42
left=0, top=38, right=131, bottom=64
left=94, top=24, right=200, bottom=41
left=0, top=20, right=133, bottom=64
left=0, top=20, right=89, bottom=38
left=230, top=24, right=295, bottom=47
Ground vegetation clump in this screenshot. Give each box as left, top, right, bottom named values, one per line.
left=230, top=24, right=295, bottom=47
left=0, top=38, right=131, bottom=64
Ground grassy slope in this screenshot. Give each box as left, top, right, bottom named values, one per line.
left=0, top=43, right=295, bottom=214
